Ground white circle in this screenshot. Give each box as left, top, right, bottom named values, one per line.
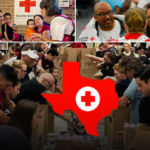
left=76, top=86, right=100, bottom=112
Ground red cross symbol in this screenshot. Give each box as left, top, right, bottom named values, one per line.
left=83, top=27, right=87, bottom=31
left=90, top=36, right=95, bottom=41
left=19, top=0, right=36, bottom=13
left=81, top=91, right=95, bottom=106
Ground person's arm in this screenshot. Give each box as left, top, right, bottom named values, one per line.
left=4, top=31, right=10, bottom=41
left=0, top=109, right=9, bottom=124
left=31, top=33, right=57, bottom=42
left=119, top=95, right=130, bottom=107
left=3, top=95, right=16, bottom=112
left=85, top=54, right=104, bottom=62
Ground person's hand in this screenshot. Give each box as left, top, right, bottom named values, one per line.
left=31, top=33, right=42, bottom=39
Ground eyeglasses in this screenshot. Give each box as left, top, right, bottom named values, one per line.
left=95, top=10, right=113, bottom=17
left=44, top=78, right=52, bottom=89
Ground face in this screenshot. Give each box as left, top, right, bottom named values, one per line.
left=124, top=44, right=131, bottom=53
left=114, top=6, right=121, bottom=14
left=52, top=69, right=59, bottom=79
left=22, top=55, right=38, bottom=67
left=41, top=42, right=47, bottom=51
left=40, top=8, right=47, bottom=17
left=4, top=15, right=12, bottom=24
left=28, top=21, right=35, bottom=30
left=94, top=3, right=114, bottom=30
left=114, top=70, right=126, bottom=82
left=146, top=8, right=150, bottom=26
left=104, top=52, right=111, bottom=63
left=6, top=83, right=21, bottom=99
left=136, top=78, right=150, bottom=97
left=32, top=108, right=39, bottom=129
left=138, top=49, right=144, bottom=56
left=0, top=12, right=4, bottom=23
left=18, top=64, right=27, bottom=80
left=34, top=16, right=43, bottom=27
left=0, top=76, right=12, bottom=91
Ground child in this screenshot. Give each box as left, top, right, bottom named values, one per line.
left=25, top=19, right=35, bottom=37
left=2, top=13, right=16, bottom=41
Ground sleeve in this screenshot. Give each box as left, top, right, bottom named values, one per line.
left=50, top=18, right=66, bottom=41
left=25, top=29, right=30, bottom=37
left=2, top=24, right=7, bottom=33
left=124, top=78, right=138, bottom=101
left=43, top=24, right=50, bottom=31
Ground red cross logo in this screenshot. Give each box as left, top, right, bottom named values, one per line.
left=90, top=36, right=95, bottom=41
left=19, top=0, right=36, bottom=13
left=83, top=27, right=87, bottom=31
left=76, top=86, right=100, bottom=112
left=81, top=91, right=95, bottom=106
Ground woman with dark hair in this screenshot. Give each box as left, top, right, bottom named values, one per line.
left=33, top=15, right=50, bottom=40
left=9, top=100, right=39, bottom=142
left=33, top=0, right=75, bottom=41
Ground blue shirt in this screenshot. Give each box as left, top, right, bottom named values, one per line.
left=124, top=78, right=143, bottom=124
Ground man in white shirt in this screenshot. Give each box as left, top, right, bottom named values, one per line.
left=78, top=1, right=125, bottom=42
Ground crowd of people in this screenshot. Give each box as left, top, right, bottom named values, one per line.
left=86, top=42, right=150, bottom=127
left=0, top=0, right=75, bottom=42
left=0, top=42, right=62, bottom=149
left=78, top=0, right=150, bottom=42
left=0, top=42, right=150, bottom=149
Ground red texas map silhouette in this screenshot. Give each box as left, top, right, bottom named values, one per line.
left=42, top=62, right=119, bottom=136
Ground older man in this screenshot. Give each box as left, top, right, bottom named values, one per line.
left=78, top=1, right=125, bottom=42
left=14, top=72, right=55, bottom=104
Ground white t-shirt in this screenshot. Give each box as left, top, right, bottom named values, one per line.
left=137, top=0, right=150, bottom=8
left=98, top=20, right=121, bottom=41
left=51, top=16, right=74, bottom=41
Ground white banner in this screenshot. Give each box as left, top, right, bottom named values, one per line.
left=14, top=0, right=42, bottom=25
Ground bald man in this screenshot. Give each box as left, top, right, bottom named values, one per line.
left=78, top=1, right=125, bottom=42
left=14, top=73, right=55, bottom=104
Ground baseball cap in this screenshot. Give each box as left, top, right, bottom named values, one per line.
left=21, top=50, right=39, bottom=59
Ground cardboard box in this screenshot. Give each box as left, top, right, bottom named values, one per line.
left=104, top=107, right=130, bottom=149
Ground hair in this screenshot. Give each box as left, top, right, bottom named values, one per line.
left=40, top=0, right=63, bottom=17
left=145, top=3, right=150, bottom=13
left=113, top=63, right=124, bottom=73
left=4, top=12, right=11, bottom=19
left=10, top=60, right=26, bottom=74
left=0, top=125, right=32, bottom=150
left=27, top=19, right=34, bottom=25
left=125, top=8, right=146, bottom=33
left=124, top=42, right=131, bottom=47
left=47, top=48, right=58, bottom=56
left=34, top=14, right=44, bottom=20
left=118, top=56, right=143, bottom=76
left=140, top=65, right=150, bottom=83
left=9, top=100, right=38, bottom=141
left=0, top=65, right=18, bottom=87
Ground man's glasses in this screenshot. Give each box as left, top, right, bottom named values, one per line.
left=95, top=10, right=113, bottom=17
left=44, top=78, right=52, bottom=89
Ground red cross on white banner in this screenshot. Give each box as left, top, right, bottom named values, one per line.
left=19, top=0, right=36, bottom=12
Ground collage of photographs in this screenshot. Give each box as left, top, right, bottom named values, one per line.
left=0, top=0, right=150, bottom=150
